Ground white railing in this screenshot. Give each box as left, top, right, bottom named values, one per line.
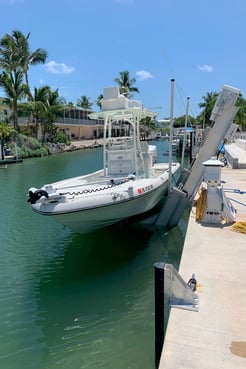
left=233, top=132, right=246, bottom=140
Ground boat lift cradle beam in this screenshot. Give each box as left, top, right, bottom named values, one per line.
left=156, top=84, right=240, bottom=229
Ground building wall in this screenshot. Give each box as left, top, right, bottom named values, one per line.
left=58, top=123, right=104, bottom=140
left=14, top=107, right=105, bottom=140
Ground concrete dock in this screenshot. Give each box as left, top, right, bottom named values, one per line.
left=159, top=166, right=246, bottom=369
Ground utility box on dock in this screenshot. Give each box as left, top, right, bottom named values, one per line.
left=201, top=157, right=224, bottom=224
left=198, top=156, right=236, bottom=224
left=203, top=157, right=223, bottom=186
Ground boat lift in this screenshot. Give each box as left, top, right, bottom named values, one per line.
left=156, top=84, right=240, bottom=229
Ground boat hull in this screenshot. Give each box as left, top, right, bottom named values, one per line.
left=30, top=163, right=180, bottom=233
left=28, top=93, right=182, bottom=234
left=52, top=182, right=168, bottom=233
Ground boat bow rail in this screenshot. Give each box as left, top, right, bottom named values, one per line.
left=27, top=175, right=137, bottom=204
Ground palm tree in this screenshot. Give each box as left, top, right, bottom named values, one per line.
left=234, top=94, right=246, bottom=131
left=140, top=116, right=157, bottom=139
left=19, top=86, right=65, bottom=140
left=0, top=33, right=19, bottom=72
left=198, top=92, right=218, bottom=126
left=114, top=70, right=139, bottom=98
left=96, top=94, right=103, bottom=110
left=76, top=95, right=93, bottom=110
left=19, top=85, right=49, bottom=138
left=0, top=29, right=48, bottom=99
left=43, top=88, right=65, bottom=141
left=173, top=115, right=196, bottom=128
left=0, top=70, right=29, bottom=130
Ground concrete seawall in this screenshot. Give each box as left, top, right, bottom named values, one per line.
left=159, top=167, right=246, bottom=369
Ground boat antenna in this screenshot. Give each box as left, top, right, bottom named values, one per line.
left=181, top=97, right=190, bottom=169
left=168, top=79, right=175, bottom=193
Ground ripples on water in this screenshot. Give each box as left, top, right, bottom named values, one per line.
left=0, top=144, right=187, bottom=369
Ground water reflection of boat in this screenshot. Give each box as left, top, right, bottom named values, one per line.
left=27, top=87, right=180, bottom=234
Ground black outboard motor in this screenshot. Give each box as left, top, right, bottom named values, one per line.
left=28, top=189, right=49, bottom=204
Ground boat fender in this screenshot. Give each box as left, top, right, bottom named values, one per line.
left=187, top=273, right=197, bottom=292
left=28, top=189, right=49, bottom=204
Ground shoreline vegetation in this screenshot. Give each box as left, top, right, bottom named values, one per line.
left=1, top=136, right=104, bottom=162
left=2, top=135, right=157, bottom=161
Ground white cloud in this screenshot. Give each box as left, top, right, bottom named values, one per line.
left=44, top=61, right=75, bottom=74
left=136, top=70, right=153, bottom=81
left=197, top=64, right=214, bottom=72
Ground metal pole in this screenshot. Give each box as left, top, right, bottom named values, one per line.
left=154, top=262, right=165, bottom=368
left=189, top=131, right=193, bottom=165
left=181, top=97, right=190, bottom=168
left=168, top=79, right=175, bottom=193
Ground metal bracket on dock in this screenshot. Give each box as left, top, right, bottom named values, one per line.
left=154, top=262, right=199, bottom=313
left=154, top=262, right=199, bottom=367
left=165, top=263, right=199, bottom=311
left=170, top=298, right=199, bottom=312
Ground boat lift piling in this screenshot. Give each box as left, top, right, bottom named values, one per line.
left=154, top=262, right=165, bottom=369
left=154, top=262, right=199, bottom=368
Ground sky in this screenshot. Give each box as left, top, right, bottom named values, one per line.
left=0, top=0, right=245, bottom=120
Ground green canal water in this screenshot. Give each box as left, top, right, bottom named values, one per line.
left=0, top=141, right=188, bottom=369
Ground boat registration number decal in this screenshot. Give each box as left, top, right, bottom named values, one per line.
left=137, top=185, right=153, bottom=194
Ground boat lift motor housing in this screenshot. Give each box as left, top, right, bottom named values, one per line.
left=201, top=157, right=236, bottom=224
